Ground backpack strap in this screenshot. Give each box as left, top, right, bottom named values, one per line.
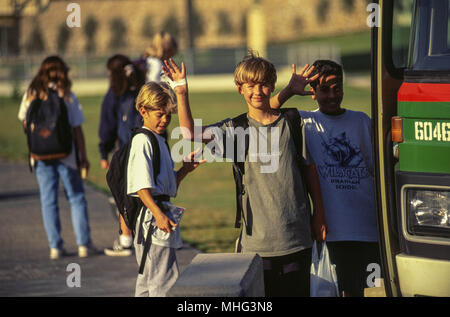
left=280, top=108, right=303, bottom=166
left=24, top=98, right=40, bottom=172
left=130, top=128, right=171, bottom=275
left=281, top=108, right=310, bottom=209
left=230, top=113, right=250, bottom=231
left=138, top=195, right=170, bottom=275
left=132, top=128, right=164, bottom=183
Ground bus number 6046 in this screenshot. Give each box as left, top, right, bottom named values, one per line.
left=414, top=121, right=450, bottom=142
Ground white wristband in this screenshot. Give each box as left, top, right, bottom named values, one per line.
left=169, top=78, right=187, bottom=89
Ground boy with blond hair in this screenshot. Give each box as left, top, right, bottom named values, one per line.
left=128, top=82, right=204, bottom=297
left=163, top=53, right=327, bottom=297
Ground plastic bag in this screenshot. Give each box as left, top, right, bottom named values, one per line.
left=150, top=203, right=185, bottom=241
left=310, top=241, right=340, bottom=297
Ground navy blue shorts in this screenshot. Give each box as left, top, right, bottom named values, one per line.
left=262, top=248, right=312, bottom=297
left=326, top=241, right=381, bottom=297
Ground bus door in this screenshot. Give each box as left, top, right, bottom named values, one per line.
left=373, top=0, right=450, bottom=297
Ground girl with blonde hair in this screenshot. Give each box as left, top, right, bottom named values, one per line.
left=143, top=31, right=178, bottom=83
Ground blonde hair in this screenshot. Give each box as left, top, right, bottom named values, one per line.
left=136, top=82, right=177, bottom=114
left=144, top=31, right=178, bottom=60
left=234, top=51, right=277, bottom=88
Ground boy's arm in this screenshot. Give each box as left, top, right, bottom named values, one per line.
left=98, top=89, right=118, bottom=169
left=176, top=148, right=206, bottom=187
left=303, top=163, right=327, bottom=242
left=162, top=59, right=213, bottom=143
left=137, top=188, right=177, bottom=233
left=270, top=64, right=318, bottom=109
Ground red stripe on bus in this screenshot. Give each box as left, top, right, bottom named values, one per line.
left=398, top=83, right=450, bottom=102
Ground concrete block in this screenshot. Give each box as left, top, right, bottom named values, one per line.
left=167, top=253, right=264, bottom=297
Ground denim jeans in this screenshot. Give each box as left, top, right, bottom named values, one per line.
left=35, top=160, right=91, bottom=249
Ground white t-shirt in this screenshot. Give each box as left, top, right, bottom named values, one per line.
left=127, top=127, right=181, bottom=248
left=18, top=92, right=85, bottom=170
left=145, top=57, right=163, bottom=83
left=300, top=109, right=378, bottom=242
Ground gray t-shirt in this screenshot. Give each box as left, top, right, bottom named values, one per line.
left=207, top=114, right=313, bottom=257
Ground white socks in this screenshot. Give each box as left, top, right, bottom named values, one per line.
left=119, top=234, right=133, bottom=248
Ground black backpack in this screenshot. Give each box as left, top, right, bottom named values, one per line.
left=106, top=128, right=164, bottom=233
left=25, top=89, right=73, bottom=161
left=227, top=108, right=309, bottom=233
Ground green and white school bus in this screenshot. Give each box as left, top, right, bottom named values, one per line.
left=372, top=0, right=450, bottom=296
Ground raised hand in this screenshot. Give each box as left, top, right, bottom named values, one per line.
left=162, top=58, right=186, bottom=82
left=287, top=64, right=319, bottom=96
left=162, top=58, right=187, bottom=94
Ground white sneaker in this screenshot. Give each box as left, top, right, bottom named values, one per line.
left=78, top=243, right=99, bottom=258
left=50, top=248, right=67, bottom=260
left=104, top=239, right=133, bottom=257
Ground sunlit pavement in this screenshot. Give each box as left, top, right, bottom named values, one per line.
left=0, top=158, right=199, bottom=297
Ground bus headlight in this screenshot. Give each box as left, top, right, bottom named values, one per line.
left=407, top=189, right=450, bottom=237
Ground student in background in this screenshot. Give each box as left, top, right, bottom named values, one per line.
left=18, top=56, right=96, bottom=259
left=143, top=31, right=178, bottom=83
left=100, top=54, right=144, bottom=257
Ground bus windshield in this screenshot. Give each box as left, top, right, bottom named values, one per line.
left=410, top=0, right=450, bottom=71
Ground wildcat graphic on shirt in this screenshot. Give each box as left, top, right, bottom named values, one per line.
left=317, top=132, right=370, bottom=190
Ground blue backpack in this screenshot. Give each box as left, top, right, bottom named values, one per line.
left=25, top=89, right=73, bottom=162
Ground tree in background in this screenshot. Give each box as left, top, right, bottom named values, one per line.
left=141, top=15, right=154, bottom=40
left=57, top=22, right=71, bottom=54
left=217, top=11, right=233, bottom=36
left=240, top=12, right=247, bottom=37
left=8, top=0, right=51, bottom=55
left=84, top=15, right=98, bottom=54
left=191, top=6, right=204, bottom=39
left=108, top=17, right=127, bottom=50
left=162, top=14, right=180, bottom=39
left=25, top=20, right=45, bottom=54
left=342, top=0, right=355, bottom=13
left=316, top=0, right=330, bottom=21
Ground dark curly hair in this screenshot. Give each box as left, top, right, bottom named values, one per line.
left=309, top=60, right=343, bottom=90
left=107, top=54, right=142, bottom=97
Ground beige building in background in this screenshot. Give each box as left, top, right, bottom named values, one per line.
left=1, top=0, right=370, bottom=56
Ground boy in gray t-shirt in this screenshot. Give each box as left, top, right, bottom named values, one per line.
left=163, top=53, right=327, bottom=296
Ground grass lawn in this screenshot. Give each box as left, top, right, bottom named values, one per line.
left=290, top=30, right=371, bottom=55
left=0, top=86, right=371, bottom=253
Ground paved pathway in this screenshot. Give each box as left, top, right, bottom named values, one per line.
left=0, top=158, right=200, bottom=297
